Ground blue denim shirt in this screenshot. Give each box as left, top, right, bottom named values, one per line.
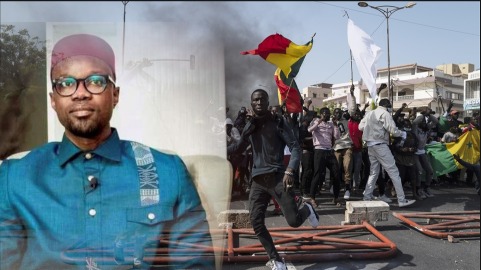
left=0, top=129, right=213, bottom=269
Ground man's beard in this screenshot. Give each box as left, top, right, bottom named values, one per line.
left=65, top=117, right=105, bottom=138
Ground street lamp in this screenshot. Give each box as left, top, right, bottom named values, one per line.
left=122, top=1, right=129, bottom=74
left=358, top=1, right=416, bottom=108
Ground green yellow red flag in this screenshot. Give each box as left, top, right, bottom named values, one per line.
left=426, top=129, right=480, bottom=176
left=241, top=33, right=314, bottom=113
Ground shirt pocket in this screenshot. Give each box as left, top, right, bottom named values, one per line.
left=126, top=203, right=175, bottom=229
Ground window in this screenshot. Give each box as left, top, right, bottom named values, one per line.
left=313, top=93, right=317, bottom=98
left=445, top=91, right=463, bottom=100
left=324, top=93, right=328, bottom=97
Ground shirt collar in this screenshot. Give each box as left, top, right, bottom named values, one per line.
left=58, top=128, right=122, bottom=166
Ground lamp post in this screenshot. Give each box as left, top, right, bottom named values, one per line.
left=358, top=1, right=416, bottom=108
left=122, top=1, right=129, bottom=74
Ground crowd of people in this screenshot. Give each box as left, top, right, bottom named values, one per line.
left=225, top=86, right=479, bottom=270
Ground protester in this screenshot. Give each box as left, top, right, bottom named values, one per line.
left=461, top=113, right=480, bottom=134
left=226, top=118, right=243, bottom=198
left=392, top=119, right=422, bottom=200
left=299, top=112, right=315, bottom=199
left=0, top=34, right=213, bottom=270
left=441, top=126, right=460, bottom=143
left=358, top=98, right=415, bottom=207
left=308, top=107, right=341, bottom=206
left=228, top=89, right=319, bottom=270
left=393, top=103, right=408, bottom=129
left=234, top=106, right=248, bottom=132
left=461, top=113, right=480, bottom=187
left=438, top=100, right=463, bottom=138
left=453, top=154, right=480, bottom=195
left=347, top=86, right=363, bottom=193
left=412, top=114, right=437, bottom=198
left=332, top=107, right=354, bottom=200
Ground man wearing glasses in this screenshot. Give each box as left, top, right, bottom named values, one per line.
left=0, top=34, right=213, bottom=269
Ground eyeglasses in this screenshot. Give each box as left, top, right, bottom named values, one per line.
left=52, top=74, right=116, bottom=97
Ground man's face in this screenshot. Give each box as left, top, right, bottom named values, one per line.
left=251, top=91, right=269, bottom=116
left=351, top=111, right=361, bottom=121
left=271, top=107, right=278, bottom=116
left=50, top=55, right=119, bottom=139
left=397, top=116, right=404, bottom=124
left=333, top=108, right=342, bottom=120
left=321, top=110, right=331, bottom=122
left=452, top=113, right=459, bottom=120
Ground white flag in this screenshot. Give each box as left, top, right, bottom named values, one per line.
left=347, top=19, right=382, bottom=102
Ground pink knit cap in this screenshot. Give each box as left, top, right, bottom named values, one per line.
left=51, top=34, right=115, bottom=76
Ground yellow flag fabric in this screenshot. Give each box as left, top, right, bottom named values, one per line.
left=447, top=129, right=480, bottom=167
left=265, top=41, right=313, bottom=77
left=427, top=129, right=480, bottom=176
left=241, top=33, right=314, bottom=113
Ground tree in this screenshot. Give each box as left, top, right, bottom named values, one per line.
left=321, top=101, right=337, bottom=114
left=0, top=25, right=46, bottom=159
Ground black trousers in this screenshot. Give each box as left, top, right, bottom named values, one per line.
left=300, top=150, right=314, bottom=195
left=249, top=172, right=310, bottom=261
left=360, top=148, right=370, bottom=189
left=311, top=149, right=340, bottom=199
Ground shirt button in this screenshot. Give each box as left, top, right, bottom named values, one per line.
left=147, top=213, right=156, bottom=220
left=85, top=153, right=93, bottom=159
left=88, top=175, right=95, bottom=182
left=89, top=209, right=97, bottom=216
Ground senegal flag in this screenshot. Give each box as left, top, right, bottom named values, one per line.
left=426, top=129, right=480, bottom=176
left=274, top=67, right=303, bottom=113
left=241, top=33, right=314, bottom=113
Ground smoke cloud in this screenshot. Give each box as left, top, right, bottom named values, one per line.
left=142, top=2, right=278, bottom=119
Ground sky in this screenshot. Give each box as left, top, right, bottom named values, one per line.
left=1, top=1, right=480, bottom=111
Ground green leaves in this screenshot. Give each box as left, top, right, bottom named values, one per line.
left=0, top=25, right=47, bottom=159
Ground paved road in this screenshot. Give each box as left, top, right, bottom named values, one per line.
left=222, top=182, right=480, bottom=270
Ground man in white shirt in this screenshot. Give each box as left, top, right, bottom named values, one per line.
left=359, top=99, right=416, bottom=207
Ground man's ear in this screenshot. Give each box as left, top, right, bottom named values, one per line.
left=113, top=86, right=120, bottom=107
left=49, top=92, right=56, bottom=111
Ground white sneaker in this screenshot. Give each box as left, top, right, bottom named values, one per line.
left=266, top=259, right=287, bottom=270
left=398, top=199, right=416, bottom=208
left=378, top=194, right=392, bottom=203
left=343, top=190, right=351, bottom=200
left=304, top=201, right=320, bottom=228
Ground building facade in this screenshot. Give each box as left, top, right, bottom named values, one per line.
left=301, top=83, right=333, bottom=111
left=315, top=63, right=473, bottom=118
left=464, top=70, right=480, bottom=117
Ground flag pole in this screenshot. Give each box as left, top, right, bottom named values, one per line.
left=344, top=11, right=354, bottom=87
